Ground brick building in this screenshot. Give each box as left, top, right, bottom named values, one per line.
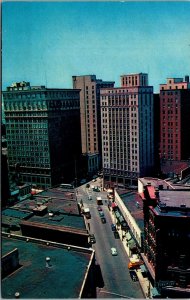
left=139, top=178, right=190, bottom=298
left=72, top=75, right=114, bottom=177
left=159, top=76, right=190, bottom=176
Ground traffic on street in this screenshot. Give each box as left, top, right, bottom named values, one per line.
left=77, top=178, right=144, bottom=299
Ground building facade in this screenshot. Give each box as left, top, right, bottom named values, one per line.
left=3, top=81, right=82, bottom=189
left=140, top=180, right=190, bottom=298
left=159, top=76, right=190, bottom=175
left=100, top=73, right=154, bottom=188
left=72, top=75, right=115, bottom=177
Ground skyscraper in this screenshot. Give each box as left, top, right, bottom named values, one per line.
left=159, top=76, right=190, bottom=175
left=3, top=81, right=81, bottom=189
left=100, top=73, right=154, bottom=188
left=72, top=75, right=114, bottom=177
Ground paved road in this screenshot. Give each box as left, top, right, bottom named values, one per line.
left=77, top=181, right=144, bottom=299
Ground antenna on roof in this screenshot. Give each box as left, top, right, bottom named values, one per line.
left=41, top=54, right=48, bottom=87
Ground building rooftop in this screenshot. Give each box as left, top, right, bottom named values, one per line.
left=159, top=189, right=190, bottom=208
left=116, top=189, right=144, bottom=231
left=14, top=186, right=80, bottom=215
left=22, top=211, right=87, bottom=233
left=2, top=234, right=94, bottom=298
left=2, top=185, right=87, bottom=235
left=161, top=160, right=190, bottom=176
left=2, top=208, right=33, bottom=229
left=139, top=177, right=171, bottom=190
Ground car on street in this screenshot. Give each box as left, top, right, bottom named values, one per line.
left=88, top=195, right=92, bottom=200
left=93, top=186, right=100, bottom=192
left=114, top=231, right=120, bottom=239
left=111, top=247, right=118, bottom=256
left=97, top=206, right=102, bottom=211
left=129, top=270, right=138, bottom=281
left=86, top=183, right=90, bottom=188
left=99, top=211, right=104, bottom=217
left=80, top=179, right=86, bottom=185
left=92, top=179, right=96, bottom=182
left=101, top=217, right=106, bottom=223
left=111, top=224, right=116, bottom=231
left=89, top=234, right=96, bottom=244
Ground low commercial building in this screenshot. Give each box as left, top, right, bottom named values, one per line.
left=2, top=233, right=96, bottom=298
left=2, top=185, right=89, bottom=248
left=114, top=188, right=144, bottom=255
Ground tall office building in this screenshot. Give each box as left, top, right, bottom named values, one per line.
left=159, top=76, right=190, bottom=175
left=100, top=73, right=154, bottom=188
left=3, top=81, right=81, bottom=189
left=72, top=75, right=114, bottom=177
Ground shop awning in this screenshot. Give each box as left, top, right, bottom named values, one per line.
left=126, top=232, right=132, bottom=241
left=114, top=211, right=120, bottom=218
left=151, top=287, right=161, bottom=298
left=121, top=222, right=128, bottom=229
left=140, top=264, right=147, bottom=273
left=111, top=202, right=117, bottom=208
left=128, top=239, right=136, bottom=250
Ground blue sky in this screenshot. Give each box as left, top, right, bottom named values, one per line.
left=2, top=1, right=190, bottom=92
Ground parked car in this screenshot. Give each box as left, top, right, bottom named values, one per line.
left=111, top=247, right=118, bottom=256
left=93, top=186, right=100, bottom=192
left=101, top=217, right=106, bottom=223
left=80, top=179, right=86, bottom=184
left=129, top=270, right=138, bottom=282
left=97, top=206, right=102, bottom=211
left=111, top=224, right=116, bottom=231
left=99, top=211, right=104, bottom=217
left=86, top=183, right=90, bottom=188
left=92, top=179, right=96, bottom=182
left=114, top=231, right=120, bottom=239
left=89, top=234, right=96, bottom=244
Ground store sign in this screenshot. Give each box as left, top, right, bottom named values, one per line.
left=157, top=280, right=176, bottom=288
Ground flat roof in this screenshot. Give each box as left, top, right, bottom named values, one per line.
left=2, top=208, right=33, bottom=228
left=2, top=234, right=93, bottom=298
left=4, top=186, right=86, bottom=232
left=139, top=177, right=171, bottom=189
left=159, top=190, right=190, bottom=208
left=23, top=212, right=87, bottom=233
left=13, top=186, right=80, bottom=215
left=116, top=189, right=144, bottom=231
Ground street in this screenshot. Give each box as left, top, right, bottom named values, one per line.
left=77, top=179, right=144, bottom=298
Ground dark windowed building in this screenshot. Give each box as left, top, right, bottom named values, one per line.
left=3, top=81, right=81, bottom=189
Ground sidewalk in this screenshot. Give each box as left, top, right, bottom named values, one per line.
left=109, top=209, right=152, bottom=299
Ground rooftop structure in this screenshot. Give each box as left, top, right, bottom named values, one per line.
left=2, top=233, right=96, bottom=298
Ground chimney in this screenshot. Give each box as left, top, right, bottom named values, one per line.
left=46, top=257, right=51, bottom=268
left=185, top=75, right=189, bottom=83
left=15, top=292, right=20, bottom=298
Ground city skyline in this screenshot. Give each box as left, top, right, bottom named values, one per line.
left=2, top=1, right=190, bottom=93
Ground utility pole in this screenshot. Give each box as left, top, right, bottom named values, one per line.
left=74, top=158, right=78, bottom=187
